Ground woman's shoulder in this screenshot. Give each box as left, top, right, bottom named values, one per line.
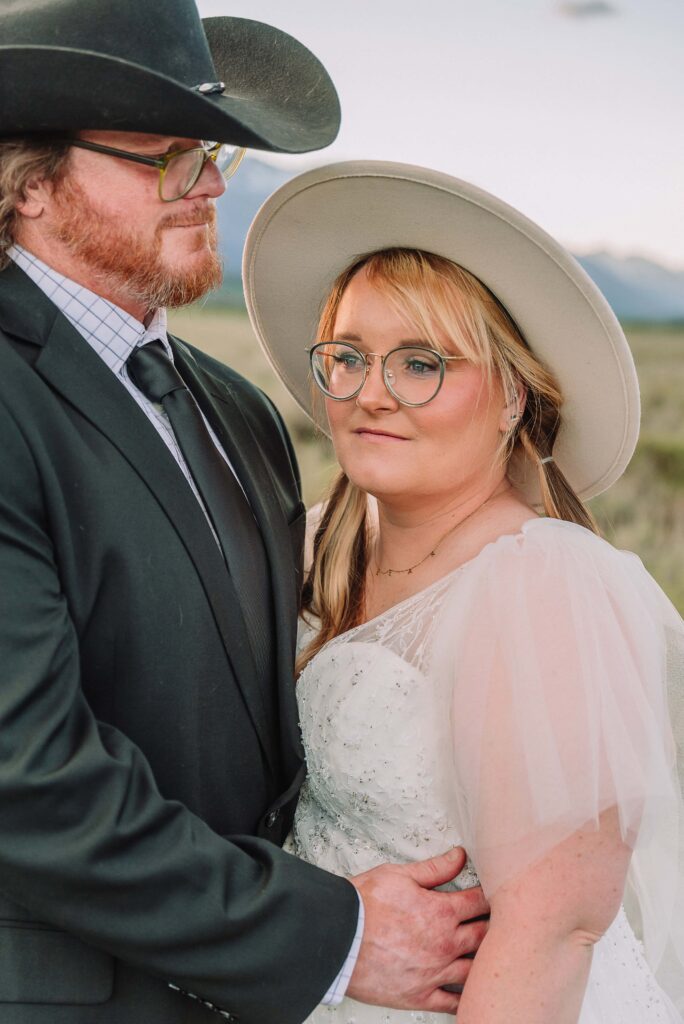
left=474, top=516, right=644, bottom=579
left=443, top=516, right=679, bottom=630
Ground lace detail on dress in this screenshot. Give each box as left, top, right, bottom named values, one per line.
left=300, top=561, right=466, bottom=671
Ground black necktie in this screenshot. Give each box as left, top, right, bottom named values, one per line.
left=127, top=340, right=275, bottom=689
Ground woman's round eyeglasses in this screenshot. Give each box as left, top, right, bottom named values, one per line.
left=68, top=139, right=246, bottom=202
left=309, top=341, right=467, bottom=407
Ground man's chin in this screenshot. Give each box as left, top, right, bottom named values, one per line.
left=159, top=258, right=224, bottom=309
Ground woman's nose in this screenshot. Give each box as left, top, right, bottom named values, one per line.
left=355, top=355, right=399, bottom=412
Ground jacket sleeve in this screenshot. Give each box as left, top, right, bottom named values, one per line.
left=0, top=394, right=359, bottom=1024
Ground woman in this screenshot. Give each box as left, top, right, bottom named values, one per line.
left=243, top=162, right=684, bottom=1022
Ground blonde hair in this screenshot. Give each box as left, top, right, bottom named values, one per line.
left=298, top=248, right=598, bottom=673
left=0, top=137, right=71, bottom=268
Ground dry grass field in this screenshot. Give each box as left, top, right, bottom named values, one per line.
left=169, top=308, right=684, bottom=614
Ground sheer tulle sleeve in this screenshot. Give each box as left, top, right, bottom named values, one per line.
left=432, top=519, right=684, bottom=1008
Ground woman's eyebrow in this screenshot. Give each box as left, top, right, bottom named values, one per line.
left=334, top=331, right=434, bottom=346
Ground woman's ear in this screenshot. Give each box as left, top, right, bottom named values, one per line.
left=499, top=381, right=527, bottom=433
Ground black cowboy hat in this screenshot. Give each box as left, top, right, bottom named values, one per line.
left=0, top=0, right=340, bottom=153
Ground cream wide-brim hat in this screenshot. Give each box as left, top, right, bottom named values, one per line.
left=243, top=161, right=640, bottom=505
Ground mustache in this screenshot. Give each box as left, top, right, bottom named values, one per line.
left=160, top=205, right=217, bottom=229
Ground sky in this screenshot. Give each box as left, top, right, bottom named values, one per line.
left=197, top=0, right=684, bottom=269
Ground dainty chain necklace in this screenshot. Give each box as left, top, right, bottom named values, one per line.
left=373, top=498, right=492, bottom=577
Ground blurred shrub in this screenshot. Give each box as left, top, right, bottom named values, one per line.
left=635, top=435, right=684, bottom=486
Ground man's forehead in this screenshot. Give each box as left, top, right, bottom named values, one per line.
left=77, top=129, right=203, bottom=151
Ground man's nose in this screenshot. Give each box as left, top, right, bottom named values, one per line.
left=188, top=157, right=226, bottom=200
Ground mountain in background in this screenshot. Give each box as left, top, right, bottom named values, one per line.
left=575, top=252, right=684, bottom=322
left=211, top=156, right=684, bottom=323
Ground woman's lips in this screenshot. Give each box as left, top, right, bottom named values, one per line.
left=353, top=428, right=409, bottom=442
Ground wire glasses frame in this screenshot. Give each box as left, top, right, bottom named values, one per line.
left=309, top=341, right=468, bottom=407
left=67, top=139, right=247, bottom=202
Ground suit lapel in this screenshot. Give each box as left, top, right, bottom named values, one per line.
left=172, top=340, right=305, bottom=768
left=0, top=267, right=277, bottom=771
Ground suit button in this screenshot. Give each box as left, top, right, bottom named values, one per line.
left=265, top=809, right=280, bottom=828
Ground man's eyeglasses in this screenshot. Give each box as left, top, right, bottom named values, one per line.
left=68, top=139, right=246, bottom=202
left=309, top=341, right=467, bottom=407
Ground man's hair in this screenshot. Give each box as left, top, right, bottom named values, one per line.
left=0, top=137, right=71, bottom=268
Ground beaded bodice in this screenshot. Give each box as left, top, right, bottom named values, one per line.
left=292, top=568, right=479, bottom=886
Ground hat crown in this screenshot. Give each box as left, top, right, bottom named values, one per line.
left=1, top=0, right=216, bottom=85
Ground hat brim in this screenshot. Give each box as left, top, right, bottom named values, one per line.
left=243, top=161, right=640, bottom=505
left=0, top=18, right=340, bottom=153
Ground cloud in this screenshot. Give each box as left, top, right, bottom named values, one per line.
left=557, top=2, right=619, bottom=17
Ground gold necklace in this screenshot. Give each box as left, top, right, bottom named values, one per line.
left=374, top=499, right=492, bottom=577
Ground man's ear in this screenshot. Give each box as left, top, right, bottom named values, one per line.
left=15, top=176, right=54, bottom=220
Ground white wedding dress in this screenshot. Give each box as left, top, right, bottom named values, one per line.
left=290, top=518, right=684, bottom=1023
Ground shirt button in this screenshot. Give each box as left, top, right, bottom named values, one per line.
left=265, top=809, right=280, bottom=828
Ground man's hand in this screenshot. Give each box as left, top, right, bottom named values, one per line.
left=346, top=847, right=489, bottom=1015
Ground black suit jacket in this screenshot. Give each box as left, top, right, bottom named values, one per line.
left=0, top=263, right=358, bottom=1024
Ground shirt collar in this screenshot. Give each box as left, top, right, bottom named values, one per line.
left=8, top=244, right=169, bottom=374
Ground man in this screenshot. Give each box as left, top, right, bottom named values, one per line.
left=0, top=2, right=488, bottom=1022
